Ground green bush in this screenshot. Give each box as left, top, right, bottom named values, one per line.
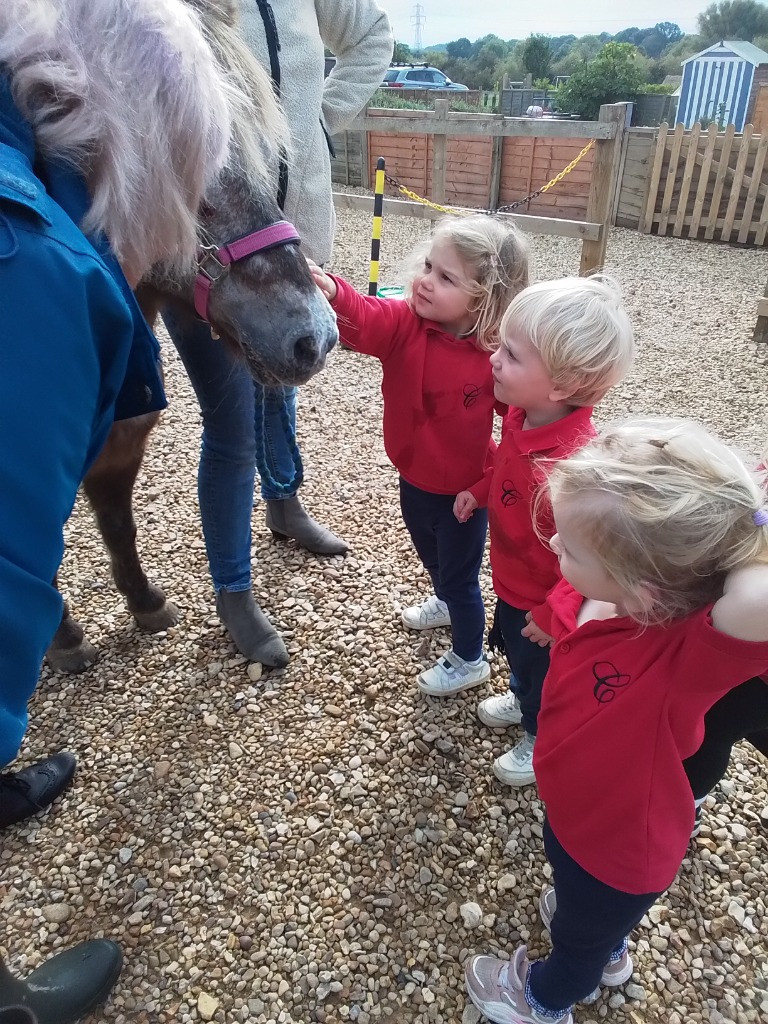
left=557, top=42, right=645, bottom=119
left=368, top=90, right=489, bottom=114
left=638, top=83, right=676, bottom=94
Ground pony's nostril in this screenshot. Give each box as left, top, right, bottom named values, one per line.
left=294, top=334, right=320, bottom=367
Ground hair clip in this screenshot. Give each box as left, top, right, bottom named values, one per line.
left=754, top=507, right=768, bottom=527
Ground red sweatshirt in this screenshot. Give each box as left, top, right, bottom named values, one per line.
left=534, top=581, right=768, bottom=894
left=470, top=406, right=595, bottom=615
left=330, top=276, right=502, bottom=494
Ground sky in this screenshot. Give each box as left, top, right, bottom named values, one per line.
left=379, top=1, right=705, bottom=48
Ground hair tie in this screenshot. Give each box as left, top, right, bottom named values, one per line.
left=754, top=507, right=768, bottom=527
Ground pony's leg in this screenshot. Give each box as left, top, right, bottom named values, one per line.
left=82, top=413, right=179, bottom=631
left=45, top=573, right=99, bottom=674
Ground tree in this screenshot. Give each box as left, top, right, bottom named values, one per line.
left=557, top=42, right=645, bottom=119
left=698, top=1, right=768, bottom=43
left=446, top=37, right=473, bottom=60
left=615, top=27, right=644, bottom=46
left=655, top=21, right=683, bottom=44
left=392, top=40, right=411, bottom=63
left=520, top=34, right=553, bottom=80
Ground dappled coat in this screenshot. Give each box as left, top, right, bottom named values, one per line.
left=238, top=0, right=393, bottom=263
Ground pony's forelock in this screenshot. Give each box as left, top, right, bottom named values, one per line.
left=0, top=0, right=287, bottom=279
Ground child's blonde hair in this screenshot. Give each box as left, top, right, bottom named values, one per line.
left=405, top=215, right=529, bottom=350
left=501, top=274, right=635, bottom=405
left=547, top=417, right=768, bottom=624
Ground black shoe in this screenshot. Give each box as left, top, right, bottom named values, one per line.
left=0, top=753, right=77, bottom=829
left=0, top=941, right=122, bottom=1024
left=0, top=1010, right=36, bottom=1024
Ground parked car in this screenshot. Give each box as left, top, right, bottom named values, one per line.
left=381, top=63, right=469, bottom=91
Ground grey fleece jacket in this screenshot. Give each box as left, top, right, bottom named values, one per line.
left=238, top=0, right=392, bottom=263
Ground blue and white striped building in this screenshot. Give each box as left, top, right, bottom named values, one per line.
left=678, top=41, right=768, bottom=131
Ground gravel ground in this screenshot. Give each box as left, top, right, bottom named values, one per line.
left=2, top=212, right=768, bottom=1024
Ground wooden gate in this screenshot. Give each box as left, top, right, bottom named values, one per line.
left=641, top=121, right=768, bottom=244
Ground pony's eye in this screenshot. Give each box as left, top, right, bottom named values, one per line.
left=199, top=199, right=215, bottom=219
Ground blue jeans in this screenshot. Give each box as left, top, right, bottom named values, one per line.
left=399, top=477, right=488, bottom=661
left=162, top=308, right=302, bottom=592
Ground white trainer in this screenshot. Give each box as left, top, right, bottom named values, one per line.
left=418, top=649, right=490, bottom=696
left=478, top=690, right=523, bottom=728
left=401, top=594, right=451, bottom=630
left=493, top=733, right=536, bottom=787
left=465, top=945, right=574, bottom=1024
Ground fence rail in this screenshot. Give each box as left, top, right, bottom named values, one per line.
left=332, top=109, right=768, bottom=247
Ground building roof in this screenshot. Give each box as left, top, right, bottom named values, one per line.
left=682, top=40, right=768, bottom=66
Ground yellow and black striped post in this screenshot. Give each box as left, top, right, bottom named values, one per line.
left=368, top=157, right=386, bottom=296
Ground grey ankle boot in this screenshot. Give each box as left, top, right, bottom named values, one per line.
left=265, top=496, right=348, bottom=556
left=216, top=590, right=289, bottom=667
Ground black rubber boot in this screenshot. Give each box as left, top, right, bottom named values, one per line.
left=0, top=1009, right=36, bottom=1024
left=0, top=941, right=122, bottom=1024
left=216, top=590, right=289, bottom=667
left=0, top=753, right=77, bottom=829
left=265, top=496, right=348, bottom=556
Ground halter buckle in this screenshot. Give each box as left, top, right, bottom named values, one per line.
left=196, top=244, right=229, bottom=283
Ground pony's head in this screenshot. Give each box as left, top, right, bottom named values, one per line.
left=0, top=0, right=276, bottom=283
left=0, top=0, right=336, bottom=384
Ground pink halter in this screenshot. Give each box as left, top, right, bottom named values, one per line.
left=194, top=220, right=300, bottom=322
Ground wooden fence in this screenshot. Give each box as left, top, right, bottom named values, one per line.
left=333, top=113, right=768, bottom=247
left=333, top=102, right=629, bottom=275
left=641, top=122, right=768, bottom=244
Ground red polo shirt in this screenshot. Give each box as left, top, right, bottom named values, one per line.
left=330, top=276, right=503, bottom=494
left=534, top=580, right=768, bottom=894
left=470, top=406, right=595, bottom=614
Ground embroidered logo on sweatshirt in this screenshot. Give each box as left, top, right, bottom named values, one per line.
left=463, top=384, right=481, bottom=408
left=592, top=661, right=631, bottom=704
left=500, top=480, right=522, bottom=506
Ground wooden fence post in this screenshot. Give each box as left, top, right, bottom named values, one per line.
left=432, top=98, right=449, bottom=211
left=579, top=102, right=630, bottom=275
left=489, top=134, right=503, bottom=211
left=754, top=276, right=768, bottom=350
left=361, top=103, right=371, bottom=189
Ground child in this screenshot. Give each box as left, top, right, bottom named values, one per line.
left=309, top=215, right=529, bottom=691
left=465, top=418, right=768, bottom=1024
left=452, top=276, right=635, bottom=788
left=683, top=449, right=768, bottom=833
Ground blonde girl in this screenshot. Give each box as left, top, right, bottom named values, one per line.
left=310, top=215, right=529, bottom=690
left=466, top=417, right=768, bottom=1024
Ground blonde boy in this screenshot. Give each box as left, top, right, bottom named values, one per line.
left=444, top=275, right=636, bottom=786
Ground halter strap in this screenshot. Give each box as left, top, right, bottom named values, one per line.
left=194, top=219, right=300, bottom=321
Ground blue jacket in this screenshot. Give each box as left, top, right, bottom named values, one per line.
left=0, top=78, right=166, bottom=766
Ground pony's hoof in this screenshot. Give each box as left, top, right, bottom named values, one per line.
left=45, top=640, right=99, bottom=674
left=133, top=601, right=180, bottom=632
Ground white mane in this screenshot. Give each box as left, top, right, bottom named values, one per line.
left=0, top=0, right=287, bottom=280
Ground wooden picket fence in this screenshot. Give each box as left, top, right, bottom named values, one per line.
left=641, top=121, right=768, bottom=244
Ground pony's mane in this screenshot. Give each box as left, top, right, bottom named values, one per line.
left=0, top=0, right=287, bottom=280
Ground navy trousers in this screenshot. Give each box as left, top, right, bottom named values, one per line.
left=489, top=598, right=552, bottom=735
left=399, top=478, right=487, bottom=661
left=683, top=676, right=768, bottom=799
left=528, top=819, right=662, bottom=1013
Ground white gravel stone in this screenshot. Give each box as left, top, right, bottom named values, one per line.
left=460, top=902, right=483, bottom=928
left=197, top=993, right=218, bottom=1021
